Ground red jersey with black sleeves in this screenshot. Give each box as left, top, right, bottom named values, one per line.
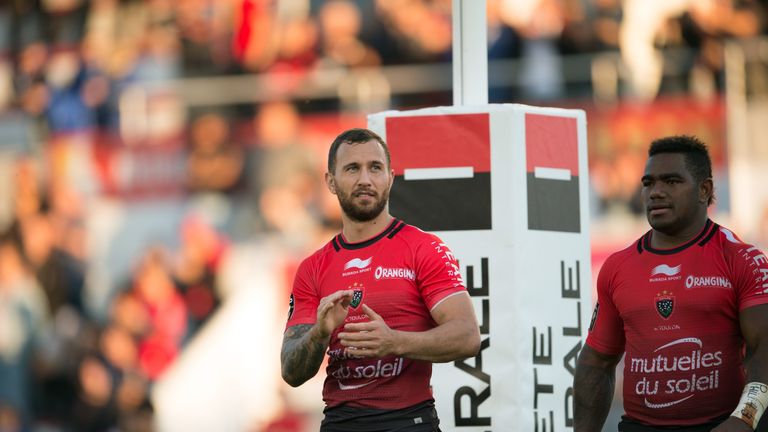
left=586, top=220, right=768, bottom=426
left=285, top=219, right=467, bottom=409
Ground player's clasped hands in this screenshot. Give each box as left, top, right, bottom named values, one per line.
left=338, top=304, right=398, bottom=358
left=315, top=289, right=355, bottom=338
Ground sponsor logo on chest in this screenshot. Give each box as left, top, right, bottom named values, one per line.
left=649, top=264, right=682, bottom=283
left=374, top=266, right=416, bottom=281
left=684, top=275, right=732, bottom=290
left=330, top=357, right=406, bottom=391
left=342, top=257, right=373, bottom=277
left=341, top=257, right=416, bottom=282
left=629, top=337, right=723, bottom=409
left=649, top=264, right=733, bottom=290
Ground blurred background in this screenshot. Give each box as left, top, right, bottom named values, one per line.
left=0, top=0, right=767, bottom=431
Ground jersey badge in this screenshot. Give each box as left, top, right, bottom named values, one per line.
left=589, top=302, right=599, bottom=331
left=349, top=282, right=364, bottom=309
left=655, top=290, right=675, bottom=319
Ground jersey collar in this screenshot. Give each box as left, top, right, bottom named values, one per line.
left=332, top=219, right=405, bottom=251
left=637, top=219, right=718, bottom=255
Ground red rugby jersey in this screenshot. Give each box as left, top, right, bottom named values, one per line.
left=286, top=219, right=467, bottom=409
left=587, top=220, right=768, bottom=426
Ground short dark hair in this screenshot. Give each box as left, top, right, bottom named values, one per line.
left=648, top=135, right=714, bottom=205
left=328, top=128, right=390, bottom=174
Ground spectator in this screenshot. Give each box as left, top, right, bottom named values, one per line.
left=16, top=206, right=86, bottom=316
left=680, top=0, right=765, bottom=94
left=130, top=247, right=187, bottom=381
left=245, top=100, right=320, bottom=231
left=44, top=45, right=96, bottom=133
left=70, top=354, right=119, bottom=432
left=174, top=215, right=229, bottom=335
left=0, top=402, right=21, bottom=432
left=374, top=0, right=453, bottom=64
left=186, top=111, right=245, bottom=194
left=0, top=230, right=50, bottom=428
left=498, top=0, right=567, bottom=101
left=317, top=0, right=380, bottom=69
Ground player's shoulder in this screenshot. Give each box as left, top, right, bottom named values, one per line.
left=595, top=240, right=644, bottom=292
left=709, top=223, right=766, bottom=258
left=393, top=221, right=447, bottom=247
left=395, top=221, right=433, bottom=238
left=602, top=236, right=644, bottom=270
left=299, top=236, right=339, bottom=269
left=316, top=236, right=340, bottom=256
left=710, top=223, right=749, bottom=249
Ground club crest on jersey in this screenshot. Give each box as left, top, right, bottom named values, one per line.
left=349, top=282, right=364, bottom=309
left=655, top=290, right=675, bottom=319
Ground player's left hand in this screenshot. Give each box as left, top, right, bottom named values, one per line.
left=711, top=417, right=753, bottom=432
left=337, top=304, right=400, bottom=358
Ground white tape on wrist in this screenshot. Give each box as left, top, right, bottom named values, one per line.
left=731, top=382, right=768, bottom=429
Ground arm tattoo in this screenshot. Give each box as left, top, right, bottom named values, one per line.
left=574, top=363, right=616, bottom=431
left=281, top=324, right=328, bottom=387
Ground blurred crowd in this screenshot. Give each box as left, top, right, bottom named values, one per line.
left=0, top=100, right=343, bottom=430
left=1, top=0, right=767, bottom=121
left=0, top=0, right=767, bottom=431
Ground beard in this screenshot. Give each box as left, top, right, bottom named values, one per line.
left=337, top=188, right=389, bottom=222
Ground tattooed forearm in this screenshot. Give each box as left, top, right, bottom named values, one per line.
left=281, top=324, right=329, bottom=387
left=574, top=363, right=616, bottom=432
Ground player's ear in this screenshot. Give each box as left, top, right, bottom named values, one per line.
left=325, top=172, right=337, bottom=195
left=699, top=177, right=713, bottom=205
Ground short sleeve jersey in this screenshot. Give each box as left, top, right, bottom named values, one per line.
left=286, top=219, right=467, bottom=410
left=587, top=220, right=768, bottom=426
